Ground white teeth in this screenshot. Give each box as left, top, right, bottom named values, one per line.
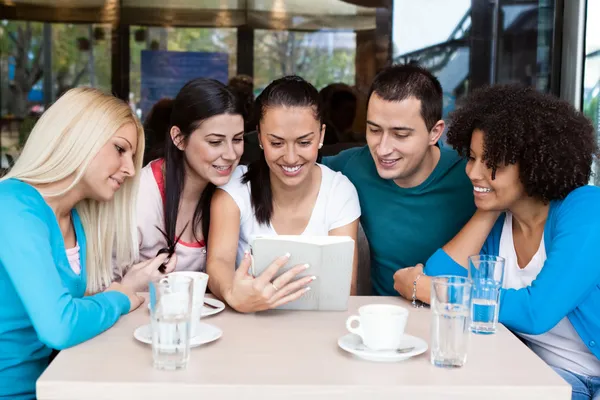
left=282, top=165, right=302, bottom=172
left=380, top=159, right=399, bottom=164
left=214, top=165, right=230, bottom=171
left=474, top=186, right=492, bottom=193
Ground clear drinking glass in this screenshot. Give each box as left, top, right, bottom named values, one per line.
left=149, top=275, right=193, bottom=370
left=468, top=255, right=505, bottom=334
left=430, top=276, right=472, bottom=368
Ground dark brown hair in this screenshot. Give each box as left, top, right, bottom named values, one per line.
left=242, top=75, right=323, bottom=224
left=368, top=64, right=443, bottom=131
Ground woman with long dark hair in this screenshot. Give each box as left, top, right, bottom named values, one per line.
left=126, top=78, right=244, bottom=285
left=206, top=76, right=361, bottom=313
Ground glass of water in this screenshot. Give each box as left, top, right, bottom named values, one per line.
left=430, top=276, right=472, bottom=368
left=468, top=255, right=505, bottom=334
left=149, top=275, right=193, bottom=370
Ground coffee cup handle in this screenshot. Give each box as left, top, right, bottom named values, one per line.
left=346, top=315, right=363, bottom=337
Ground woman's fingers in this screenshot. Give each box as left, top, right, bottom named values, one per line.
left=271, top=274, right=315, bottom=303
left=234, top=251, right=253, bottom=278
left=270, top=287, right=311, bottom=309
left=271, top=263, right=310, bottom=290
left=260, top=263, right=308, bottom=299
left=148, top=253, right=170, bottom=270
left=162, top=253, right=177, bottom=274
left=255, top=253, right=291, bottom=287
left=230, top=253, right=314, bottom=312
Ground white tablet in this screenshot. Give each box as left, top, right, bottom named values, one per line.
left=250, top=235, right=355, bottom=311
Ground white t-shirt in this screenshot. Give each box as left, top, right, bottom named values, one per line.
left=134, top=159, right=207, bottom=272
left=219, top=164, right=361, bottom=265
left=499, top=212, right=600, bottom=377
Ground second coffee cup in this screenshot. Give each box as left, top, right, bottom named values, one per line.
left=167, top=271, right=209, bottom=333
left=346, top=304, right=409, bottom=351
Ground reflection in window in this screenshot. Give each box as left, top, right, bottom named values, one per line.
left=1, top=21, right=44, bottom=121
left=392, top=0, right=471, bottom=119
left=253, top=30, right=356, bottom=92
left=584, top=1, right=600, bottom=185
left=1, top=21, right=110, bottom=173
left=53, top=24, right=112, bottom=97
left=496, top=0, right=554, bottom=91
left=129, top=26, right=237, bottom=118
left=0, top=20, right=42, bottom=173
left=392, top=0, right=556, bottom=122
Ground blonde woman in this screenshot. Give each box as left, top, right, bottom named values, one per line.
left=0, top=88, right=173, bottom=400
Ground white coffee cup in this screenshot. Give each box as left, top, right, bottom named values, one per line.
left=346, top=304, right=409, bottom=351
left=167, top=271, right=209, bottom=333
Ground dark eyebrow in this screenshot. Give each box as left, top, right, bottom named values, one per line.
left=268, top=132, right=315, bottom=140
left=366, top=120, right=414, bottom=132
left=366, top=120, right=381, bottom=128
left=391, top=126, right=414, bottom=132
left=206, top=131, right=245, bottom=139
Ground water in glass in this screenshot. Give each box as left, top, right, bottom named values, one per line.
left=468, top=255, right=505, bottom=334
left=430, top=276, right=472, bottom=368
left=149, top=276, right=193, bottom=370
left=151, top=313, right=191, bottom=370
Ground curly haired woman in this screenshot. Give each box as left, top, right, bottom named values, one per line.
left=394, top=85, right=600, bottom=399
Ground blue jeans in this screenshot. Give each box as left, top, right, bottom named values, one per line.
left=553, top=366, right=600, bottom=400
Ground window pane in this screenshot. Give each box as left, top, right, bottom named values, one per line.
left=1, top=21, right=44, bottom=174
left=129, top=26, right=237, bottom=120
left=584, top=0, right=600, bottom=185
left=496, top=0, right=555, bottom=91
left=392, top=0, right=471, bottom=119
left=392, top=0, right=557, bottom=123
left=253, top=30, right=356, bottom=92
left=1, top=21, right=111, bottom=174
left=52, top=23, right=112, bottom=97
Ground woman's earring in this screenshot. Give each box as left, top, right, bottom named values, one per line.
left=259, top=144, right=263, bottom=150
left=318, top=143, right=323, bottom=149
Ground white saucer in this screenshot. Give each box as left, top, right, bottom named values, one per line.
left=147, top=297, right=225, bottom=317
left=134, top=322, right=222, bottom=348
left=201, top=298, right=226, bottom=317
left=338, top=333, right=428, bottom=362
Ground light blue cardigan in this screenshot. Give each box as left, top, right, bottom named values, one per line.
left=0, top=179, right=130, bottom=400
left=424, top=185, right=600, bottom=361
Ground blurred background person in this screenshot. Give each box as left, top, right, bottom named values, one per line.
left=142, top=98, right=173, bottom=166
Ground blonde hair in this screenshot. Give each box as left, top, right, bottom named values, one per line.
left=2, top=87, right=144, bottom=294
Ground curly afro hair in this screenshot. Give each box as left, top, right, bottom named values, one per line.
left=446, top=84, right=597, bottom=203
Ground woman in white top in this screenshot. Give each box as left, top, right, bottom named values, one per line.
left=207, top=76, right=361, bottom=313
left=119, top=78, right=245, bottom=290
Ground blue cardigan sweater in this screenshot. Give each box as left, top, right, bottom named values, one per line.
left=0, top=179, right=130, bottom=399
left=424, top=185, right=600, bottom=361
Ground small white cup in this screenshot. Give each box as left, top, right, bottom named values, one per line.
left=167, top=271, right=209, bottom=333
left=346, top=304, right=409, bottom=351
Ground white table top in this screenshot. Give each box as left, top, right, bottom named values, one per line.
left=37, top=295, right=570, bottom=400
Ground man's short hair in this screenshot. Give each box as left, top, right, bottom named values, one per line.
left=368, top=64, right=443, bottom=131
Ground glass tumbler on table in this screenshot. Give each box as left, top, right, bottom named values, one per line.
left=149, top=275, right=193, bottom=370
left=430, top=276, right=472, bottom=368
left=468, top=255, right=505, bottom=334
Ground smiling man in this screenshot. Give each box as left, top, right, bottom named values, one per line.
left=322, top=64, right=475, bottom=296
